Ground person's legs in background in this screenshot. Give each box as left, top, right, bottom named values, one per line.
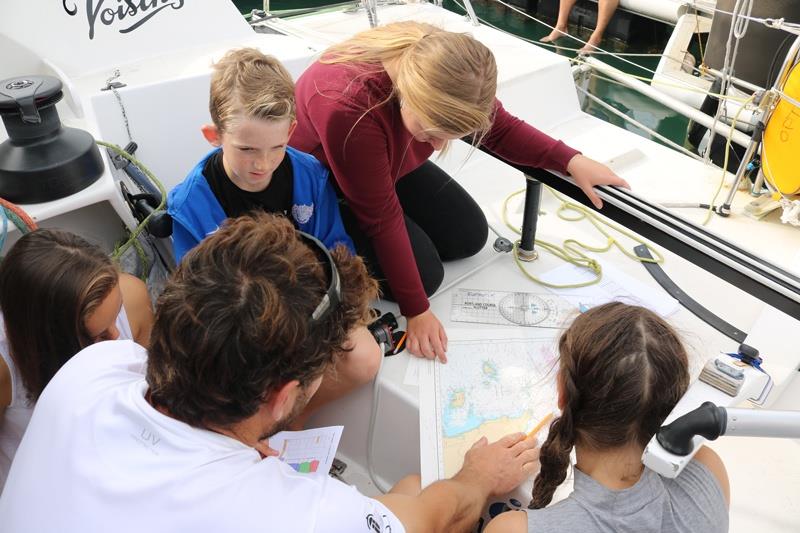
left=540, top=0, right=620, bottom=53
left=582, top=0, right=620, bottom=52
left=540, top=0, right=578, bottom=43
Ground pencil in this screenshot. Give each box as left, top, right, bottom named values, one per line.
left=526, top=412, right=554, bottom=440
left=393, top=332, right=408, bottom=355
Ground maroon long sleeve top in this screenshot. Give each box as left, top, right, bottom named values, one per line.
left=291, top=61, right=580, bottom=317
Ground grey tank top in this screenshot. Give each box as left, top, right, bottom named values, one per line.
left=526, top=459, right=728, bottom=533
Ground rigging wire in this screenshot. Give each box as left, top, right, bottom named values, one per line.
left=576, top=83, right=703, bottom=161
left=484, top=0, right=723, bottom=93
left=453, top=0, right=750, bottom=104
left=706, top=0, right=751, bottom=163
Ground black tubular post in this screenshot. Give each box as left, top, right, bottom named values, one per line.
left=518, top=176, right=542, bottom=260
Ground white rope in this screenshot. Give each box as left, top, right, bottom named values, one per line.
left=366, top=342, right=391, bottom=494
left=454, top=0, right=751, bottom=105
left=533, top=38, right=667, bottom=57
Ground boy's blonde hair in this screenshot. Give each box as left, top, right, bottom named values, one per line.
left=321, top=21, right=497, bottom=141
left=209, top=48, right=295, bottom=133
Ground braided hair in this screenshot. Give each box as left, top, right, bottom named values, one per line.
left=530, top=302, right=690, bottom=508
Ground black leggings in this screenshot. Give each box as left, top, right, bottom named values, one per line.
left=339, top=161, right=489, bottom=301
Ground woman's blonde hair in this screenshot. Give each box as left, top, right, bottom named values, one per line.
left=209, top=48, right=295, bottom=133
left=321, top=21, right=497, bottom=141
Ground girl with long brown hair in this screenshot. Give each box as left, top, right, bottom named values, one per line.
left=0, top=229, right=153, bottom=489
left=291, top=21, right=629, bottom=362
left=486, top=302, right=730, bottom=533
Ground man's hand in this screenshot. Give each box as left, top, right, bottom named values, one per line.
left=566, top=154, right=630, bottom=209
left=377, top=433, right=540, bottom=533
left=456, top=433, right=541, bottom=497
left=255, top=439, right=280, bottom=459
left=406, top=309, right=448, bottom=363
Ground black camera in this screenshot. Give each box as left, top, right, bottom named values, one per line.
left=367, top=311, right=402, bottom=355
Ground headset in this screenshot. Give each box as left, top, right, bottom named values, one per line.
left=298, top=231, right=341, bottom=325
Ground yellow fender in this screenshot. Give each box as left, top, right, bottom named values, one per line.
left=763, top=63, right=800, bottom=195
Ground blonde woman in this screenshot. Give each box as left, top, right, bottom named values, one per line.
left=291, top=21, right=628, bottom=361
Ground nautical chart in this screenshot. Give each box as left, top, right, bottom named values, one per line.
left=419, top=330, right=559, bottom=485
left=451, top=288, right=575, bottom=328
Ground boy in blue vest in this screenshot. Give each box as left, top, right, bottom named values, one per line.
left=169, top=48, right=379, bottom=427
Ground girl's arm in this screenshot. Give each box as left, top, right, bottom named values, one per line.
left=484, top=509, right=527, bottom=533
left=0, top=356, right=11, bottom=417
left=118, top=273, right=154, bottom=349
left=693, top=445, right=731, bottom=507
left=481, top=99, right=629, bottom=208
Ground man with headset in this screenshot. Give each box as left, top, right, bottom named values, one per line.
left=0, top=213, right=539, bottom=533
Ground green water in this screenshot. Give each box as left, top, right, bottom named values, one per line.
left=234, top=1, right=692, bottom=147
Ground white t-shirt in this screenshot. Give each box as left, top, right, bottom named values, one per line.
left=0, top=340, right=404, bottom=533
left=0, top=308, right=133, bottom=491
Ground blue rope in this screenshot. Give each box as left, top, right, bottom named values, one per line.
left=0, top=207, right=8, bottom=253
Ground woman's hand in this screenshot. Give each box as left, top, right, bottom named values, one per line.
left=566, top=154, right=631, bottom=209
left=406, top=309, right=448, bottom=363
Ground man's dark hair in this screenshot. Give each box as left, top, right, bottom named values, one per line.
left=146, top=212, right=377, bottom=429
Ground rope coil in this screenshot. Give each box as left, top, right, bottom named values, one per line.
left=502, top=186, right=663, bottom=289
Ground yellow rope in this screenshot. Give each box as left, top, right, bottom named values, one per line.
left=694, top=10, right=706, bottom=70
left=502, top=186, right=664, bottom=289
left=96, top=141, right=167, bottom=275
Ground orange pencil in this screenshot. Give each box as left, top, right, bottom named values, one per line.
left=526, top=412, right=554, bottom=440
left=393, top=332, right=408, bottom=355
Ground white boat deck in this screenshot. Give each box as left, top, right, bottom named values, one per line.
left=289, top=5, right=800, bottom=532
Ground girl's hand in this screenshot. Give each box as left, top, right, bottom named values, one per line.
left=566, top=154, right=631, bottom=209
left=406, top=309, right=448, bottom=363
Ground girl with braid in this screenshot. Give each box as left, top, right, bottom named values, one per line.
left=486, top=302, right=730, bottom=533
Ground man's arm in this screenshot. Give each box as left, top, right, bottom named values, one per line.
left=377, top=433, right=540, bottom=533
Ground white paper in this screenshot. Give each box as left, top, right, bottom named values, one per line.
left=269, top=426, right=343, bottom=477
left=403, top=354, right=424, bottom=386
left=539, top=262, right=680, bottom=317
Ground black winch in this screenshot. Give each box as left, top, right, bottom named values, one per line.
left=0, top=75, right=103, bottom=204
